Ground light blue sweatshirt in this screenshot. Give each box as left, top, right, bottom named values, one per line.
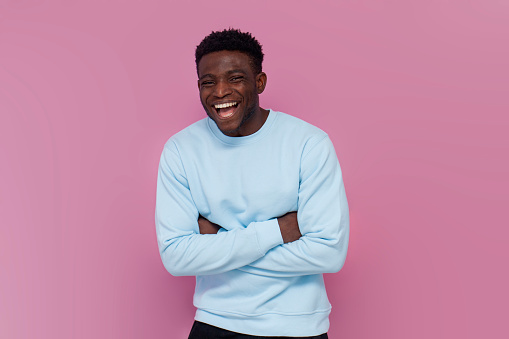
left=155, top=110, right=349, bottom=337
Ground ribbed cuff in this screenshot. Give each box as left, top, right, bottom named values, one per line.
left=250, top=219, right=284, bottom=255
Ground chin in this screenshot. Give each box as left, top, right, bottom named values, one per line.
left=216, top=121, right=242, bottom=136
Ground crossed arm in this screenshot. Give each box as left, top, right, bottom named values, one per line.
left=198, top=211, right=301, bottom=243
left=156, top=136, right=349, bottom=277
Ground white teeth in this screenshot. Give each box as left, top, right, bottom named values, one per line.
left=214, top=102, right=237, bottom=109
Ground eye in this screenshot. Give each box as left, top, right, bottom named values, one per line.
left=201, top=81, right=214, bottom=87
left=230, top=76, right=243, bottom=82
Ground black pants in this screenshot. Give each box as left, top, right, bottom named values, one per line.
left=188, top=321, right=329, bottom=339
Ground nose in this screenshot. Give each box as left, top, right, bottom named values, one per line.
left=213, top=79, right=232, bottom=98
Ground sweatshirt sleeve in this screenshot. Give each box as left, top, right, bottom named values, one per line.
left=237, top=136, right=349, bottom=277
left=155, top=140, right=283, bottom=277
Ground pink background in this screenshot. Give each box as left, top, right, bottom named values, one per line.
left=1, top=0, right=508, bottom=338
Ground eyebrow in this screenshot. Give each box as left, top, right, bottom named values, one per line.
left=198, top=74, right=213, bottom=81
left=227, top=69, right=247, bottom=75
left=198, top=69, right=248, bottom=81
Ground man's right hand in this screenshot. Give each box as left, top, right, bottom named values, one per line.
left=277, top=212, right=302, bottom=243
left=198, top=216, right=221, bottom=234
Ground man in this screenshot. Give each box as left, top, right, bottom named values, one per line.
left=155, top=28, right=349, bottom=338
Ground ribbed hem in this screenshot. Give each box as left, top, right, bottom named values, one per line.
left=195, top=308, right=330, bottom=337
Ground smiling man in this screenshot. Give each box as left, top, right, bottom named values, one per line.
left=155, top=29, right=349, bottom=339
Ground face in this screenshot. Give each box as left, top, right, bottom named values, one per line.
left=198, top=50, right=267, bottom=137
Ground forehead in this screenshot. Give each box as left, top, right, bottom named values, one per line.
left=198, top=50, right=252, bottom=78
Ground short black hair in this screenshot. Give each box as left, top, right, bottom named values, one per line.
left=195, top=28, right=264, bottom=75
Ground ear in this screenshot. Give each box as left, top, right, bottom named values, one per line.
left=197, top=79, right=201, bottom=90
left=256, top=72, right=267, bottom=94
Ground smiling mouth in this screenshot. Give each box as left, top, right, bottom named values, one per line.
left=213, top=102, right=239, bottom=119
